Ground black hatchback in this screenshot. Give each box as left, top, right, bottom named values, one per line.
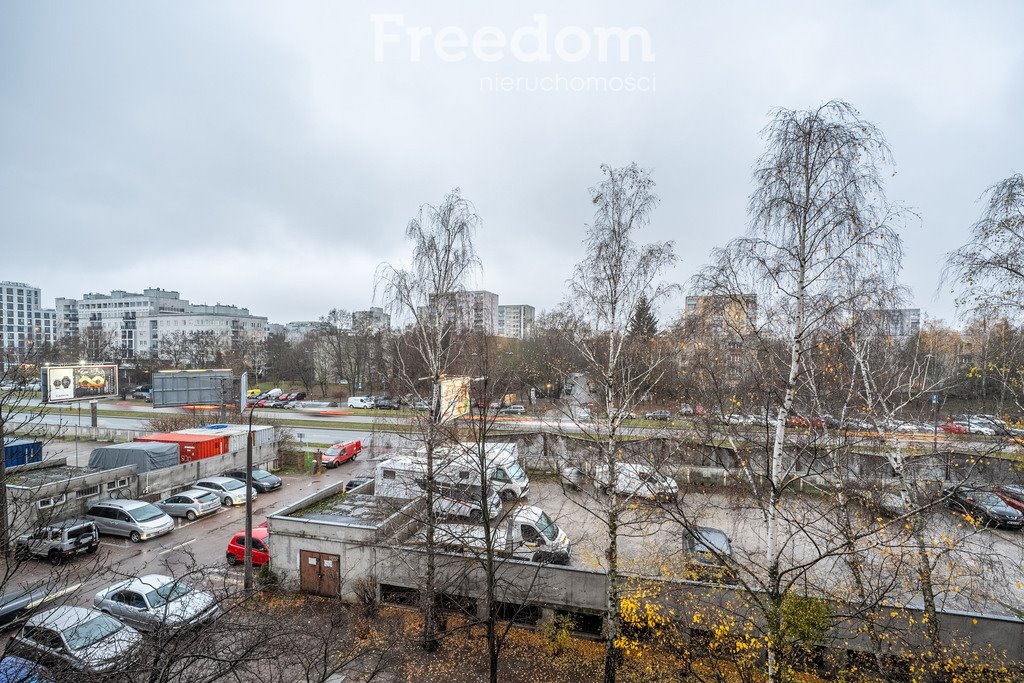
left=222, top=468, right=282, bottom=493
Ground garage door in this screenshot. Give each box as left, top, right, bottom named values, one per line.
left=299, top=550, right=341, bottom=597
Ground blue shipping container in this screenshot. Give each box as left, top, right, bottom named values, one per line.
left=3, top=439, right=43, bottom=468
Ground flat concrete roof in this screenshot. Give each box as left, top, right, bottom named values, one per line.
left=8, top=464, right=127, bottom=488
left=286, top=491, right=396, bottom=525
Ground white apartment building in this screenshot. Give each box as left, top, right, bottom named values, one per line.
left=56, top=288, right=268, bottom=359
left=284, top=320, right=322, bottom=342
left=0, top=281, right=56, bottom=358
left=428, top=290, right=499, bottom=335
left=352, top=307, right=390, bottom=334
left=497, top=304, right=535, bottom=339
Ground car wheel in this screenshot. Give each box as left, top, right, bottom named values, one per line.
left=129, top=531, right=142, bottom=543
left=13, top=545, right=29, bottom=561
left=500, top=490, right=517, bottom=503
left=86, top=544, right=99, bottom=554
left=468, top=509, right=483, bottom=524
left=224, top=497, right=233, bottom=507
left=48, top=550, right=63, bottom=566
left=186, top=510, right=198, bottom=521
left=227, top=553, right=238, bottom=566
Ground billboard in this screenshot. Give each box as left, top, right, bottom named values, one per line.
left=437, top=375, right=471, bottom=423
left=41, top=364, right=119, bottom=403
left=152, top=369, right=236, bottom=409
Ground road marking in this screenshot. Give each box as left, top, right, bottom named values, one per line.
left=158, top=539, right=197, bottom=555
left=27, top=582, right=81, bottom=609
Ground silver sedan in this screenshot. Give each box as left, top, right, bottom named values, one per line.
left=94, top=574, right=219, bottom=632
left=156, top=489, right=223, bottom=521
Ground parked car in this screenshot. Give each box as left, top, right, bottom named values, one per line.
left=85, top=500, right=175, bottom=543
left=94, top=574, right=219, bottom=632
left=344, top=477, right=373, bottom=493
left=678, top=403, right=694, bottom=416
left=946, top=486, right=1024, bottom=529
left=996, top=485, right=1024, bottom=514
left=374, top=397, right=400, bottom=410
left=786, top=414, right=823, bottom=429
left=498, top=404, right=526, bottom=416
left=644, top=410, right=672, bottom=421
left=593, top=463, right=678, bottom=500
left=129, top=385, right=152, bottom=400
left=0, top=586, right=59, bottom=629
left=8, top=606, right=142, bottom=674
left=226, top=526, right=269, bottom=566
left=412, top=400, right=431, bottom=411
left=14, top=519, right=99, bottom=566
left=222, top=468, right=282, bottom=493
left=942, top=421, right=969, bottom=435
left=323, top=441, right=361, bottom=468
left=0, top=655, right=52, bottom=682
left=681, top=526, right=736, bottom=584
left=193, top=477, right=257, bottom=507
left=155, top=489, right=222, bottom=521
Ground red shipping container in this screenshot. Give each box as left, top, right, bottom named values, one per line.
left=136, top=432, right=229, bottom=463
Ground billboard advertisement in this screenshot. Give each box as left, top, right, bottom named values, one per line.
left=437, top=375, right=471, bottom=423
left=152, top=369, right=236, bottom=408
left=41, top=364, right=119, bottom=403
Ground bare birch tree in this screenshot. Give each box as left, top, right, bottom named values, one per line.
left=559, top=162, right=677, bottom=683
left=944, top=173, right=1024, bottom=316
left=377, top=188, right=481, bottom=651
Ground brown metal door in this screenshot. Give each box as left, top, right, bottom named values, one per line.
left=299, top=551, right=341, bottom=597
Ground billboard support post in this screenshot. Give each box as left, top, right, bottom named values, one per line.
left=90, top=400, right=97, bottom=428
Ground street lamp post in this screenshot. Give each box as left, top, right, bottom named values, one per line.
left=243, top=403, right=256, bottom=592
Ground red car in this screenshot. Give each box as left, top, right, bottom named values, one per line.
left=226, top=525, right=269, bottom=566
left=942, top=422, right=969, bottom=435
left=322, top=440, right=361, bottom=468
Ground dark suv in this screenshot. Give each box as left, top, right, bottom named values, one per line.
left=14, top=520, right=100, bottom=566
left=946, top=487, right=1024, bottom=529
left=375, top=397, right=400, bottom=410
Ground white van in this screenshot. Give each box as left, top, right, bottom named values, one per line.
left=424, top=442, right=530, bottom=502
left=593, top=462, right=678, bottom=500
left=347, top=396, right=375, bottom=409
left=375, top=456, right=502, bottom=521
left=425, top=505, right=571, bottom=564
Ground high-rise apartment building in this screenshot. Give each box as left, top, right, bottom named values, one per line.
left=497, top=305, right=535, bottom=339
left=428, top=290, right=499, bottom=335
left=352, top=307, right=391, bottom=334
left=0, top=281, right=56, bottom=358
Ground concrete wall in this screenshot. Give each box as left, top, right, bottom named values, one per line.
left=266, top=485, right=1024, bottom=666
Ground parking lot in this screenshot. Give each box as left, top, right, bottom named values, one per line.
left=525, top=476, right=1024, bottom=617
left=1, top=455, right=376, bottom=638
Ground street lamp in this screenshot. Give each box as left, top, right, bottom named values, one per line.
left=243, top=402, right=257, bottom=592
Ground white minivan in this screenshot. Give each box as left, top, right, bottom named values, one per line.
left=347, top=396, right=375, bottom=409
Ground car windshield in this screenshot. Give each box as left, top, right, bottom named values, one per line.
left=130, top=504, right=166, bottom=523
left=535, top=511, right=558, bottom=542
left=145, top=581, right=192, bottom=609
left=221, top=479, right=245, bottom=491
left=63, top=614, right=123, bottom=650
left=974, top=492, right=1005, bottom=507
left=251, top=470, right=272, bottom=481
left=505, top=462, right=526, bottom=481
left=197, top=492, right=219, bottom=504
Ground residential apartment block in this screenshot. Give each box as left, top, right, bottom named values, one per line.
left=497, top=304, right=535, bottom=339
left=0, top=281, right=56, bottom=358
left=427, top=290, right=500, bottom=335
left=55, top=288, right=268, bottom=359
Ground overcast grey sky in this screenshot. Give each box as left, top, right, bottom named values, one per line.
left=2, top=1, right=1022, bottom=326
